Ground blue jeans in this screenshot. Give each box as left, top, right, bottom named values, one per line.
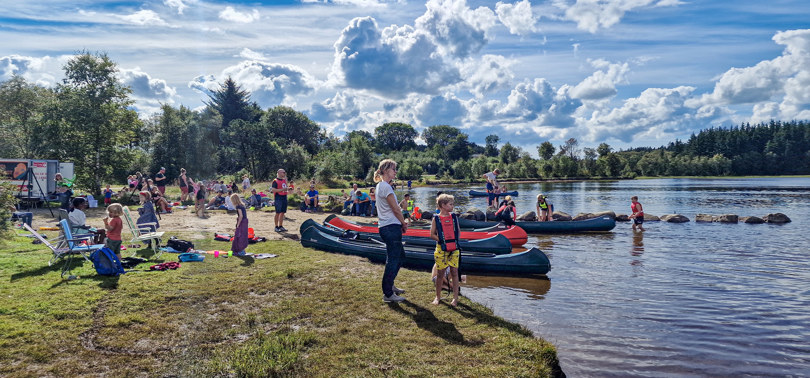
left=379, top=224, right=405, bottom=297
left=357, top=202, right=368, bottom=216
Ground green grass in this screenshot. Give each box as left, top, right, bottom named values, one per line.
left=1, top=229, right=562, bottom=377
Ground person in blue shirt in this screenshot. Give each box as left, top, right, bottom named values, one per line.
left=407, top=180, right=412, bottom=189
left=356, top=190, right=370, bottom=217
left=305, top=185, right=319, bottom=212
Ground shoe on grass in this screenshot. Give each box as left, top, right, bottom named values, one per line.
left=383, top=293, right=405, bottom=303
left=393, top=286, right=405, bottom=295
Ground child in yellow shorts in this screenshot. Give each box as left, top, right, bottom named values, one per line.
left=430, top=193, right=460, bottom=306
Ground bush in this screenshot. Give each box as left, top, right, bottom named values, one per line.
left=0, top=183, right=18, bottom=231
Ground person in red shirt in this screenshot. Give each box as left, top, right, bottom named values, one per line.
left=103, top=203, right=125, bottom=258
left=629, top=196, right=645, bottom=231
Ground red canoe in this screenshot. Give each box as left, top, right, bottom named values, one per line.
left=325, top=215, right=528, bottom=246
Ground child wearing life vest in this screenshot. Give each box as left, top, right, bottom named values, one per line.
left=629, top=196, right=645, bottom=231
left=429, top=194, right=461, bottom=306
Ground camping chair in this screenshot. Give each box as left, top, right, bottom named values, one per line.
left=121, top=206, right=165, bottom=259
left=24, top=222, right=104, bottom=278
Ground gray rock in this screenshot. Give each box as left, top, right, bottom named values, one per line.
left=473, top=209, right=486, bottom=221
left=763, top=213, right=791, bottom=223
left=593, top=211, right=617, bottom=220
left=461, top=211, right=477, bottom=220
left=517, top=211, right=536, bottom=221
left=714, top=214, right=738, bottom=223
left=421, top=211, right=434, bottom=221
left=615, top=214, right=630, bottom=221
left=572, top=212, right=595, bottom=221
left=552, top=211, right=572, bottom=221
left=695, top=213, right=714, bottom=222
left=643, top=213, right=660, bottom=221
left=741, top=216, right=765, bottom=224
left=660, top=214, right=689, bottom=223
left=486, top=210, right=498, bottom=221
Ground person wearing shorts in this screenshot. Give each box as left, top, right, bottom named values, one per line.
left=271, top=169, right=288, bottom=232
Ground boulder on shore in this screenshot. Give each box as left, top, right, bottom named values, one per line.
left=615, top=214, right=630, bottom=221
left=715, top=214, right=738, bottom=223
left=518, top=211, right=537, bottom=221
left=740, top=216, right=765, bottom=224
left=420, top=211, right=434, bottom=221
left=472, top=209, right=486, bottom=221
left=643, top=213, right=660, bottom=221
left=695, top=213, right=714, bottom=222
left=660, top=214, right=690, bottom=223
left=763, top=213, right=791, bottom=223
left=552, top=211, right=572, bottom=221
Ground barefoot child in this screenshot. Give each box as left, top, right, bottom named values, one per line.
left=103, top=203, right=124, bottom=259
left=629, top=196, right=645, bottom=231
left=429, top=193, right=461, bottom=306
left=231, top=193, right=249, bottom=256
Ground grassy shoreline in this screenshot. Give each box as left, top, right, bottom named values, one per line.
left=1, top=229, right=563, bottom=377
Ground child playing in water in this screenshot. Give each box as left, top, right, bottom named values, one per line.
left=629, top=196, right=645, bottom=231
left=429, top=193, right=461, bottom=306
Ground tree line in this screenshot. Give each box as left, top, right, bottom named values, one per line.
left=1, top=53, right=808, bottom=195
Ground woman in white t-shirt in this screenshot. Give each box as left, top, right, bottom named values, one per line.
left=375, top=159, right=408, bottom=303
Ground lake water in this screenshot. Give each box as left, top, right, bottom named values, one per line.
left=402, top=178, right=810, bottom=377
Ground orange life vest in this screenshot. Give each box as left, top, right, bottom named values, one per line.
left=434, top=214, right=460, bottom=252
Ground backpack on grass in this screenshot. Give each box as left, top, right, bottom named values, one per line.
left=90, top=247, right=126, bottom=276
left=167, top=237, right=194, bottom=252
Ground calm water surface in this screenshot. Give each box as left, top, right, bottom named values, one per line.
left=402, top=178, right=810, bottom=377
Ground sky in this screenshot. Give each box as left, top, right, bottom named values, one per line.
left=1, top=0, right=809, bottom=153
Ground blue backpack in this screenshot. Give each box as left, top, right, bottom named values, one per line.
left=90, top=247, right=126, bottom=276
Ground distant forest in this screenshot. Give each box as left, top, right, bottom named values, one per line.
left=1, top=52, right=808, bottom=195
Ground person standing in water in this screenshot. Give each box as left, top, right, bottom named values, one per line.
left=629, top=196, right=645, bottom=231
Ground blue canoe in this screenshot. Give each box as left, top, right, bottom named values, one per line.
left=300, top=225, right=550, bottom=275
left=298, top=219, right=513, bottom=255
left=469, top=190, right=518, bottom=197
left=457, top=215, right=616, bottom=233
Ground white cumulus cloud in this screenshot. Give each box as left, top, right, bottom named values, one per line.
left=496, top=0, right=539, bottom=36
left=416, top=0, right=497, bottom=58
left=330, top=17, right=461, bottom=97
left=117, top=10, right=169, bottom=26
left=219, top=6, right=260, bottom=23
left=460, top=54, right=515, bottom=98
left=694, top=29, right=810, bottom=124
left=555, top=0, right=679, bottom=33
left=570, top=59, right=629, bottom=100
left=309, top=91, right=362, bottom=122
left=164, top=0, right=195, bottom=15
left=119, top=68, right=178, bottom=115
left=189, top=60, right=317, bottom=107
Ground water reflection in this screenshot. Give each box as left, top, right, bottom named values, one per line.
left=464, top=275, right=551, bottom=300
left=631, top=230, right=644, bottom=267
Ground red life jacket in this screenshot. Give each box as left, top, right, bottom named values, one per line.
left=272, top=178, right=288, bottom=196
left=434, top=214, right=460, bottom=252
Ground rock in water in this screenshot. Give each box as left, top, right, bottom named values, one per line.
left=573, top=213, right=595, bottom=221
left=517, top=211, right=536, bottom=221
left=473, top=209, right=486, bottom=221
left=593, top=211, right=617, bottom=220
left=615, top=214, right=630, bottom=221
left=643, top=213, right=660, bottom=221
left=552, top=211, right=572, bottom=221
left=695, top=213, right=714, bottom=222
left=660, top=214, right=690, bottom=223
left=715, top=214, right=738, bottom=223
left=461, top=211, right=476, bottom=220
left=763, top=213, right=791, bottom=223
left=740, top=216, right=765, bottom=224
